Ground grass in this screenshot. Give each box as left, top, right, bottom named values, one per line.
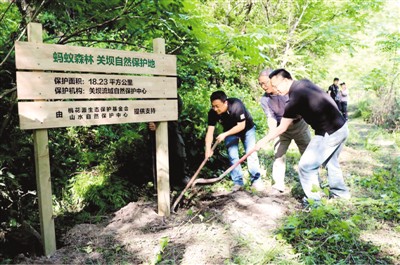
left=273, top=118, right=400, bottom=265
left=226, top=235, right=303, bottom=265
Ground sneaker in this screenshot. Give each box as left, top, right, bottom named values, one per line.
left=251, top=179, right=265, bottom=192
left=268, top=187, right=284, bottom=196
left=271, top=184, right=285, bottom=193
left=329, top=192, right=351, bottom=200
left=232, top=184, right=244, bottom=192
left=171, top=177, right=191, bottom=190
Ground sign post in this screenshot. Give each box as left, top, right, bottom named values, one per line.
left=16, top=23, right=177, bottom=255
left=28, top=22, right=56, bottom=257
left=153, top=38, right=170, bottom=217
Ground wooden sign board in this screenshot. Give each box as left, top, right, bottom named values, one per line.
left=18, top=99, right=177, bottom=130
left=17, top=23, right=174, bottom=257
left=17, top=72, right=177, bottom=100
left=15, top=41, right=177, bottom=75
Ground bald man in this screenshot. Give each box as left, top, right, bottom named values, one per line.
left=258, top=69, right=310, bottom=194
left=256, top=69, right=350, bottom=205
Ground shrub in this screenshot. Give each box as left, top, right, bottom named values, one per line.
left=278, top=202, right=390, bottom=264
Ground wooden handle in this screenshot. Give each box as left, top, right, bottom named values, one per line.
left=194, top=146, right=257, bottom=185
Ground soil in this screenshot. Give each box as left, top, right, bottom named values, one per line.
left=15, top=118, right=400, bottom=265
left=16, top=189, right=300, bottom=264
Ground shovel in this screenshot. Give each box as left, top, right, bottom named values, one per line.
left=172, top=144, right=258, bottom=211
left=172, top=141, right=218, bottom=212
left=193, top=146, right=257, bottom=186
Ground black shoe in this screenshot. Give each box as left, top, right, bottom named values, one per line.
left=182, top=176, right=190, bottom=186
left=171, top=177, right=190, bottom=190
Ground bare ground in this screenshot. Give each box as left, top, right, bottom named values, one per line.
left=18, top=189, right=301, bottom=264
left=18, top=118, right=400, bottom=265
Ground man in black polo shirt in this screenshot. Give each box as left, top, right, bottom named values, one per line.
left=259, top=69, right=311, bottom=194
left=256, top=69, right=350, bottom=203
left=327, top=77, right=341, bottom=110
left=205, top=91, right=262, bottom=191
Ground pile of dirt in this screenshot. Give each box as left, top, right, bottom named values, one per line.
left=18, top=190, right=300, bottom=264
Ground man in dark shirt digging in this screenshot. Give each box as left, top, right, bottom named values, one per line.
left=205, top=91, right=263, bottom=192
left=256, top=69, right=350, bottom=204
left=259, top=69, right=311, bottom=194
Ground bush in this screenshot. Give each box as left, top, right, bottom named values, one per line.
left=278, top=202, right=390, bottom=264
left=353, top=165, right=400, bottom=221
left=353, top=99, right=372, bottom=121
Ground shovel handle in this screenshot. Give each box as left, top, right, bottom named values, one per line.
left=194, top=146, right=257, bottom=185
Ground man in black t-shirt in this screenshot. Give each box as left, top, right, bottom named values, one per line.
left=327, top=77, right=341, bottom=110
left=205, top=91, right=262, bottom=191
left=255, top=69, right=350, bottom=203
left=259, top=69, right=311, bottom=193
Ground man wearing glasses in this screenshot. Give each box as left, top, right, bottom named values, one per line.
left=258, top=69, right=311, bottom=194
left=256, top=69, right=350, bottom=205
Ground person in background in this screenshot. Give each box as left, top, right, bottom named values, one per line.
left=256, top=69, right=351, bottom=205
left=205, top=90, right=263, bottom=192
left=327, top=77, right=341, bottom=111
left=339, top=82, right=349, bottom=120
left=258, top=69, right=311, bottom=194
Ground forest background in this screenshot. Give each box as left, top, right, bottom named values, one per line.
left=0, top=0, right=399, bottom=264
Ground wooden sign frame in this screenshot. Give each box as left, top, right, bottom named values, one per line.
left=16, top=23, right=174, bottom=256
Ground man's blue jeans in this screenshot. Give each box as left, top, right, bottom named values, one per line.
left=224, top=126, right=261, bottom=186
left=298, top=123, right=351, bottom=201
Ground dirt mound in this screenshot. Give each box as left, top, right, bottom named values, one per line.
left=19, top=190, right=299, bottom=264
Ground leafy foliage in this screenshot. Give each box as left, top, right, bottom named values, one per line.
left=356, top=6, right=400, bottom=130
left=353, top=166, right=400, bottom=222
left=278, top=202, right=391, bottom=264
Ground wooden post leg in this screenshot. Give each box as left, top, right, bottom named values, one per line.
left=28, top=22, right=56, bottom=256
left=33, top=129, right=56, bottom=256
left=153, top=38, right=170, bottom=217
left=155, top=121, right=170, bottom=216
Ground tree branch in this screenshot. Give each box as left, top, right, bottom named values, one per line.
left=225, top=2, right=246, bottom=26
left=0, top=0, right=16, bottom=25
left=240, top=0, right=253, bottom=34
left=281, top=2, right=309, bottom=67
left=0, top=0, right=46, bottom=67
left=263, top=0, right=270, bottom=24
left=0, top=87, right=16, bottom=99
left=57, top=0, right=144, bottom=44
left=61, top=38, right=147, bottom=50
left=0, top=89, right=17, bottom=139
left=57, top=16, right=123, bottom=44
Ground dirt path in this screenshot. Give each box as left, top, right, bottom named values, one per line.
left=19, top=118, right=399, bottom=264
